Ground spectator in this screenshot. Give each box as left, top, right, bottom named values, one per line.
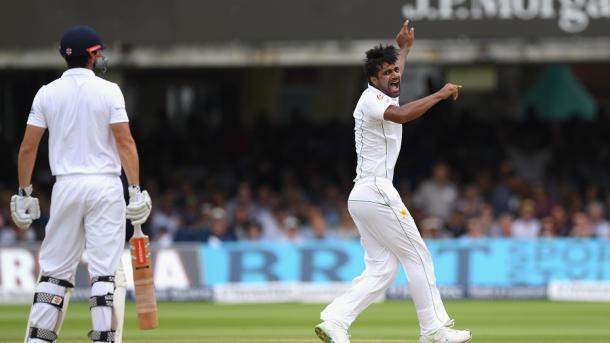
left=490, top=213, right=515, bottom=237
left=540, top=217, right=557, bottom=237
left=457, top=184, right=483, bottom=218
left=570, top=212, right=594, bottom=238
left=413, top=162, right=458, bottom=223
left=231, top=204, right=253, bottom=240
left=587, top=202, right=610, bottom=239
left=303, top=207, right=336, bottom=241
left=244, top=221, right=264, bottom=242
left=463, top=217, right=486, bottom=239
left=335, top=205, right=359, bottom=241
left=512, top=199, right=541, bottom=238
left=420, top=217, right=444, bottom=239
left=203, top=207, right=237, bottom=245
left=280, top=215, right=304, bottom=243
left=479, top=203, right=495, bottom=234
left=446, top=210, right=467, bottom=237
left=550, top=205, right=571, bottom=236
left=150, top=191, right=181, bottom=240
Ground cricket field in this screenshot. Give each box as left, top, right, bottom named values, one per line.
left=2, top=300, right=609, bottom=342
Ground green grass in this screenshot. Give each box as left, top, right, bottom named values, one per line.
left=2, top=300, right=610, bottom=342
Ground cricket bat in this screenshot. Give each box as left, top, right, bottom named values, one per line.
left=129, top=224, right=159, bottom=330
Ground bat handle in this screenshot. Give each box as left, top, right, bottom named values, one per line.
left=133, top=224, right=144, bottom=237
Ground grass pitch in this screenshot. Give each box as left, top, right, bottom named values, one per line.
left=2, top=300, right=609, bottom=342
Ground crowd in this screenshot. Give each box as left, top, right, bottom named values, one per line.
left=1, top=89, right=609, bottom=245
left=1, top=157, right=609, bottom=246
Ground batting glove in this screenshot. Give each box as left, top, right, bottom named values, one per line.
left=10, top=185, right=40, bottom=230
left=126, top=185, right=152, bottom=226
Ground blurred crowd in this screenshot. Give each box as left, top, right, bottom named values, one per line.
left=1, top=158, right=609, bottom=246
left=1, top=85, right=609, bottom=245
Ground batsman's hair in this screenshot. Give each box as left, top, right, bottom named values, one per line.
left=64, top=54, right=90, bottom=69
left=364, top=45, right=398, bottom=82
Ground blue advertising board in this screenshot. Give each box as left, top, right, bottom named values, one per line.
left=202, top=239, right=610, bottom=289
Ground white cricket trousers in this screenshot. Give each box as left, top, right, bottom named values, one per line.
left=321, top=176, right=450, bottom=335
left=26, top=175, right=126, bottom=342
left=38, top=174, right=126, bottom=279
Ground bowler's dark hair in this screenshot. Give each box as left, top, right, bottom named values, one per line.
left=64, top=54, right=89, bottom=69
left=364, top=45, right=398, bottom=82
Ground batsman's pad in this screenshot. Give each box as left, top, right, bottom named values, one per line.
left=25, top=276, right=74, bottom=343
left=88, top=329, right=115, bottom=342
left=28, top=327, right=58, bottom=342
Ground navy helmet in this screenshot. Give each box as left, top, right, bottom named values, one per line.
left=59, top=26, right=105, bottom=57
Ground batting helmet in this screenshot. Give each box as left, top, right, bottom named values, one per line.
left=59, top=26, right=106, bottom=57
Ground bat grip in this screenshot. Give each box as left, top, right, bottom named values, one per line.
left=133, top=224, right=144, bottom=237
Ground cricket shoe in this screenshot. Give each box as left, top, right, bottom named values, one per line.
left=419, top=321, right=471, bottom=343
left=314, top=321, right=350, bottom=343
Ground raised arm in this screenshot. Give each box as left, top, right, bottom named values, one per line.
left=384, top=83, right=462, bottom=124
left=395, top=20, right=415, bottom=75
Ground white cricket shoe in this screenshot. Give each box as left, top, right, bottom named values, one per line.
left=419, top=324, right=472, bottom=343
left=314, top=321, right=351, bottom=343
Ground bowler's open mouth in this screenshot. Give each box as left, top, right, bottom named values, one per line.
left=389, top=81, right=400, bottom=94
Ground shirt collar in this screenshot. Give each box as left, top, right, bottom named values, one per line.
left=62, top=68, right=95, bottom=77
left=367, top=83, right=399, bottom=101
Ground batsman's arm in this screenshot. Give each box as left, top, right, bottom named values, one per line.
left=384, top=83, right=462, bottom=124
left=17, top=125, right=46, bottom=188
left=111, top=122, right=140, bottom=185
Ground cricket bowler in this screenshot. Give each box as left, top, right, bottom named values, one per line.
left=315, top=21, right=471, bottom=343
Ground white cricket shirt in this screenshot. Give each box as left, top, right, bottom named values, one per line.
left=27, top=68, right=129, bottom=176
left=353, top=84, right=402, bottom=182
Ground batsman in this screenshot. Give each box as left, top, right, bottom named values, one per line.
left=10, top=26, right=152, bottom=343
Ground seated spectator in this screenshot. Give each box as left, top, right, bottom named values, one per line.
left=570, top=212, right=594, bottom=238
left=550, top=205, right=571, bottom=236
left=150, top=191, right=181, bottom=240
left=280, top=215, right=304, bottom=243
left=512, top=199, right=541, bottom=238
left=462, top=217, right=486, bottom=239
left=457, top=184, right=483, bottom=218
left=155, top=227, right=174, bottom=247
left=587, top=202, right=610, bottom=239
left=540, top=217, right=557, bottom=237
left=413, top=162, right=458, bottom=223
left=203, top=207, right=237, bottom=245
left=446, top=210, right=467, bottom=237
left=303, top=207, right=336, bottom=241
left=420, top=217, right=444, bottom=239
left=490, top=213, right=515, bottom=237
left=335, top=205, right=359, bottom=241
left=244, top=221, right=264, bottom=242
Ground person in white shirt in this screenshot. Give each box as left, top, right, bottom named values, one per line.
left=315, top=21, right=470, bottom=343
left=511, top=199, right=541, bottom=239
left=588, top=202, right=610, bottom=239
left=10, top=26, right=152, bottom=343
